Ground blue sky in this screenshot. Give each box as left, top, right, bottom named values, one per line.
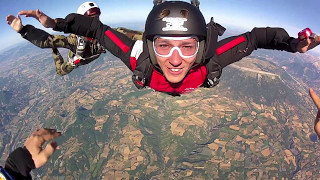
left=1, top=0, right=320, bottom=52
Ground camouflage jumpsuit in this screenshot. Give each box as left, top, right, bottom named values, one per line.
left=18, top=25, right=143, bottom=75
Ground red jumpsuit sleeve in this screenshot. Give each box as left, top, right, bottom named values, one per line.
left=213, top=27, right=297, bottom=68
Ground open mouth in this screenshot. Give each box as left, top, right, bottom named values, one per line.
left=169, top=68, right=182, bottom=72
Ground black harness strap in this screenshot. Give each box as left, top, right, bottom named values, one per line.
left=205, top=17, right=226, bottom=59
left=132, top=58, right=153, bottom=89
left=203, top=60, right=222, bottom=88
left=132, top=42, right=153, bottom=89
left=203, top=17, right=226, bottom=88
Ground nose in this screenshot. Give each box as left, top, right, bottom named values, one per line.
left=169, top=49, right=182, bottom=67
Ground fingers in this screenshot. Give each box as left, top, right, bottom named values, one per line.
left=42, top=141, right=58, bottom=158
left=34, top=141, right=58, bottom=168
left=315, top=36, right=320, bottom=44
left=315, top=117, right=320, bottom=139
left=6, top=14, right=23, bottom=32
left=18, top=10, right=37, bottom=18
left=43, top=141, right=58, bottom=156
left=28, top=128, right=61, bottom=148
left=297, top=38, right=312, bottom=53
left=17, top=14, right=21, bottom=22
left=310, top=88, right=320, bottom=138
left=33, top=128, right=61, bottom=142
left=25, top=128, right=61, bottom=168
left=36, top=9, right=42, bottom=17
left=6, top=15, right=15, bottom=24
left=314, top=111, right=320, bottom=139
left=309, top=88, right=320, bottom=110
left=18, top=10, right=33, bottom=16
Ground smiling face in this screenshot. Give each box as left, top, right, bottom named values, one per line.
left=153, top=37, right=199, bottom=83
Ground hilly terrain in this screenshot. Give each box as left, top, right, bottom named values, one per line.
left=0, top=41, right=319, bottom=179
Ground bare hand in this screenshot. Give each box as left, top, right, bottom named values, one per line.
left=24, top=128, right=61, bottom=168
left=6, top=14, right=23, bottom=32
left=309, top=88, right=320, bottom=138
left=297, top=37, right=320, bottom=53
left=18, top=9, right=56, bottom=28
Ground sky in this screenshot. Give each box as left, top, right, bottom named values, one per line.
left=1, top=0, right=320, bottom=52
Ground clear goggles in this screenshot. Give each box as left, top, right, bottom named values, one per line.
left=153, top=36, right=199, bottom=58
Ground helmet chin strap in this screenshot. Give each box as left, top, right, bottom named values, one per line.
left=147, top=39, right=162, bottom=72
left=193, top=39, right=205, bottom=66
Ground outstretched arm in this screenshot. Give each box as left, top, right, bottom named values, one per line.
left=18, top=9, right=56, bottom=28
left=6, top=13, right=76, bottom=76
left=50, top=13, right=138, bottom=70
left=309, top=88, right=320, bottom=138
left=214, top=27, right=320, bottom=68
left=3, top=128, right=61, bottom=179
left=6, top=14, right=75, bottom=50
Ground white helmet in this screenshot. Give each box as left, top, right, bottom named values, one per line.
left=77, top=2, right=101, bottom=16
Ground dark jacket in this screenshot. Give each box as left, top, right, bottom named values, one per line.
left=1, top=147, right=35, bottom=180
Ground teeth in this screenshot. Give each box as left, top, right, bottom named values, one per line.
left=170, top=68, right=181, bottom=72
